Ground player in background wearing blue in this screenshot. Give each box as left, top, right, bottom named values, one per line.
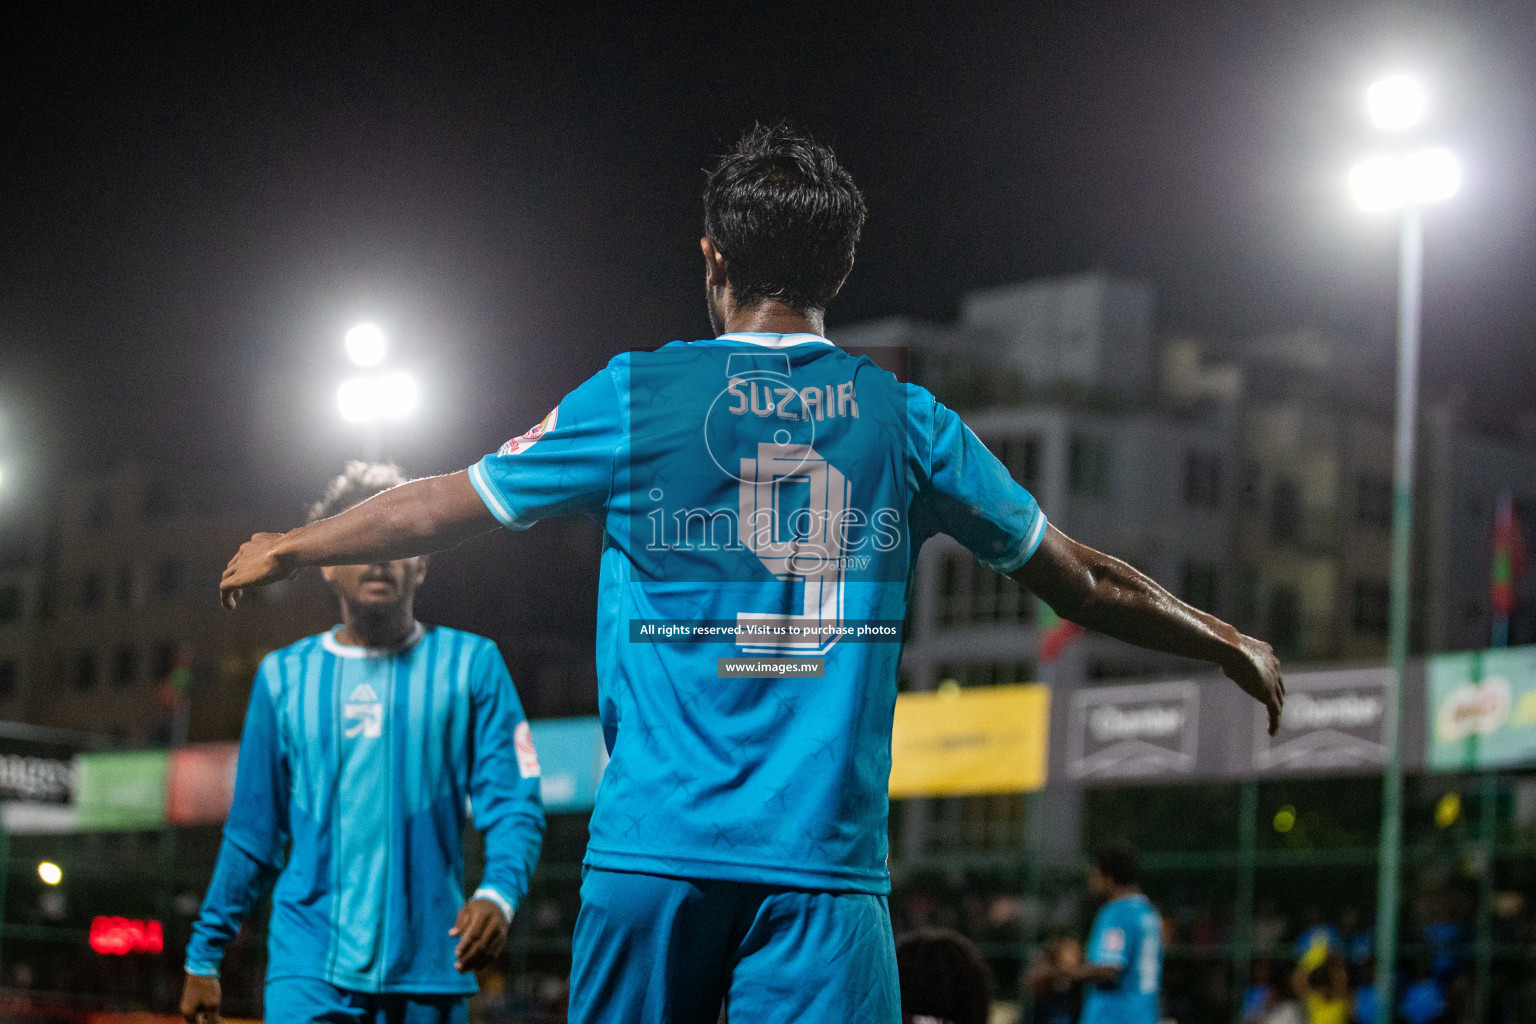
left=1073, top=847, right=1164, bottom=1024
left=181, top=464, right=545, bottom=1024
left=217, top=126, right=1284, bottom=1023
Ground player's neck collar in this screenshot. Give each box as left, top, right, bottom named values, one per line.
left=322, top=620, right=426, bottom=659
left=715, top=331, right=834, bottom=348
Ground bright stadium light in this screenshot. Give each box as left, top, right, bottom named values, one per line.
left=344, top=323, right=388, bottom=367
left=1367, top=74, right=1428, bottom=131
left=375, top=372, right=420, bottom=418
left=337, top=372, right=420, bottom=423
left=38, top=861, right=62, bottom=886
left=1402, top=146, right=1461, bottom=203
left=1349, top=155, right=1408, bottom=211
left=337, top=376, right=378, bottom=423
left=1349, top=148, right=1461, bottom=211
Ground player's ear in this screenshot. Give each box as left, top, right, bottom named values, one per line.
left=700, top=237, right=729, bottom=289
left=319, top=565, right=339, bottom=586
left=410, top=555, right=429, bottom=587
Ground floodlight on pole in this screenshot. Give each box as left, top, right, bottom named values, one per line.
left=1352, top=73, right=1460, bottom=1024
left=1367, top=74, right=1428, bottom=131
left=344, top=323, right=388, bottom=367
left=38, top=862, right=62, bottom=886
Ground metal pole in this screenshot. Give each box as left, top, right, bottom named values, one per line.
left=1374, top=201, right=1422, bottom=1024
left=1231, top=780, right=1258, bottom=1024
left=1473, top=771, right=1497, bottom=1021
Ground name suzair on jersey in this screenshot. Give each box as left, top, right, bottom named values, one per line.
left=469, top=332, right=1046, bottom=893
left=1082, top=894, right=1164, bottom=1024
left=185, top=625, right=545, bottom=993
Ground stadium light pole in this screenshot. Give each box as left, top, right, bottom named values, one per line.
left=1348, top=74, right=1461, bottom=1024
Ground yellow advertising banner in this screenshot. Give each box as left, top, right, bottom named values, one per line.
left=889, top=684, right=1051, bottom=798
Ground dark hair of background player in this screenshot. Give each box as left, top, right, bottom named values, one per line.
left=702, top=122, right=867, bottom=313
left=1094, top=843, right=1141, bottom=888
left=895, top=928, right=994, bottom=1024
left=308, top=461, right=408, bottom=523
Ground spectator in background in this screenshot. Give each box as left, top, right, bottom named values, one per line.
left=896, top=928, right=994, bottom=1024
left=1241, top=959, right=1281, bottom=1024
left=1289, top=945, right=1350, bottom=1024
left=1025, top=935, right=1084, bottom=1024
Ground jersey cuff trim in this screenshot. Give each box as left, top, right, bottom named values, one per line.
left=982, top=513, right=1048, bottom=574
left=472, top=887, right=515, bottom=922
left=184, top=960, right=220, bottom=978
left=468, top=460, right=524, bottom=529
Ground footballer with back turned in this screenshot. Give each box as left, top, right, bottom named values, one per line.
left=218, top=125, right=1283, bottom=1023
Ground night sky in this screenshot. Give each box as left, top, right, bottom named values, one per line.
left=2, top=4, right=1533, bottom=671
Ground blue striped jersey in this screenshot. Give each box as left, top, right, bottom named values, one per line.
left=469, top=333, right=1045, bottom=893
left=185, top=624, right=544, bottom=993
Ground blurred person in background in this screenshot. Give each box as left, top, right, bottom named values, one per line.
left=896, top=928, right=994, bottom=1024
left=181, top=463, right=546, bottom=1024
left=1035, top=845, right=1162, bottom=1024
left=1025, top=934, right=1084, bottom=1024
left=1289, top=946, right=1350, bottom=1024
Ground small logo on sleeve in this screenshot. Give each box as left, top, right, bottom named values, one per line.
left=344, top=683, right=383, bottom=739
left=499, top=407, right=558, bottom=456
left=514, top=721, right=541, bottom=778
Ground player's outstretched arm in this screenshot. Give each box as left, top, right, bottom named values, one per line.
left=1011, top=524, right=1285, bottom=734
left=220, top=470, right=497, bottom=609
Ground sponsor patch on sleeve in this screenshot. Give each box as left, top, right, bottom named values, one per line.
left=498, top=407, right=558, bottom=456
left=514, top=721, right=541, bottom=778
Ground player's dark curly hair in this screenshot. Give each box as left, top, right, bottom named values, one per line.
left=703, top=123, right=866, bottom=312
left=1094, top=843, right=1141, bottom=887
left=896, top=928, right=994, bottom=1024
left=308, top=461, right=407, bottom=523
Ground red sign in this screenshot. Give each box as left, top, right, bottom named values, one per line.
left=166, top=743, right=240, bottom=825
left=89, top=917, right=163, bottom=955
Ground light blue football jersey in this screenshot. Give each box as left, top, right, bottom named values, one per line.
left=470, top=333, right=1046, bottom=892
left=1081, top=894, right=1163, bottom=1024
left=185, top=625, right=544, bottom=993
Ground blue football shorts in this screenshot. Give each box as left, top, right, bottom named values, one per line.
left=568, top=867, right=900, bottom=1024
left=264, top=977, right=468, bottom=1024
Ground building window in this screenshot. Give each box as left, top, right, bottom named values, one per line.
left=85, top=491, right=112, bottom=531
left=968, top=564, right=1031, bottom=625
left=1270, top=480, right=1301, bottom=543
left=151, top=642, right=177, bottom=683
left=114, top=563, right=135, bottom=608
left=153, top=557, right=183, bottom=602
left=79, top=573, right=105, bottom=612
left=143, top=479, right=179, bottom=522
left=996, top=435, right=1043, bottom=491
left=1267, top=585, right=1301, bottom=659
left=1239, top=462, right=1263, bottom=510
left=0, top=584, right=22, bottom=625
left=1235, top=564, right=1259, bottom=628
left=936, top=553, right=965, bottom=627
left=1356, top=473, right=1393, bottom=532
left=73, top=650, right=99, bottom=691
left=1181, top=561, right=1221, bottom=613
left=0, top=660, right=15, bottom=699
left=1182, top=450, right=1224, bottom=509
left=1069, top=435, right=1111, bottom=497
left=112, top=645, right=138, bottom=688
left=935, top=661, right=1036, bottom=688
left=1353, top=579, right=1390, bottom=635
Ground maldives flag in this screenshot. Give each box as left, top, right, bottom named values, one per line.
left=1492, top=491, right=1527, bottom=616
left=1038, top=602, right=1085, bottom=664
